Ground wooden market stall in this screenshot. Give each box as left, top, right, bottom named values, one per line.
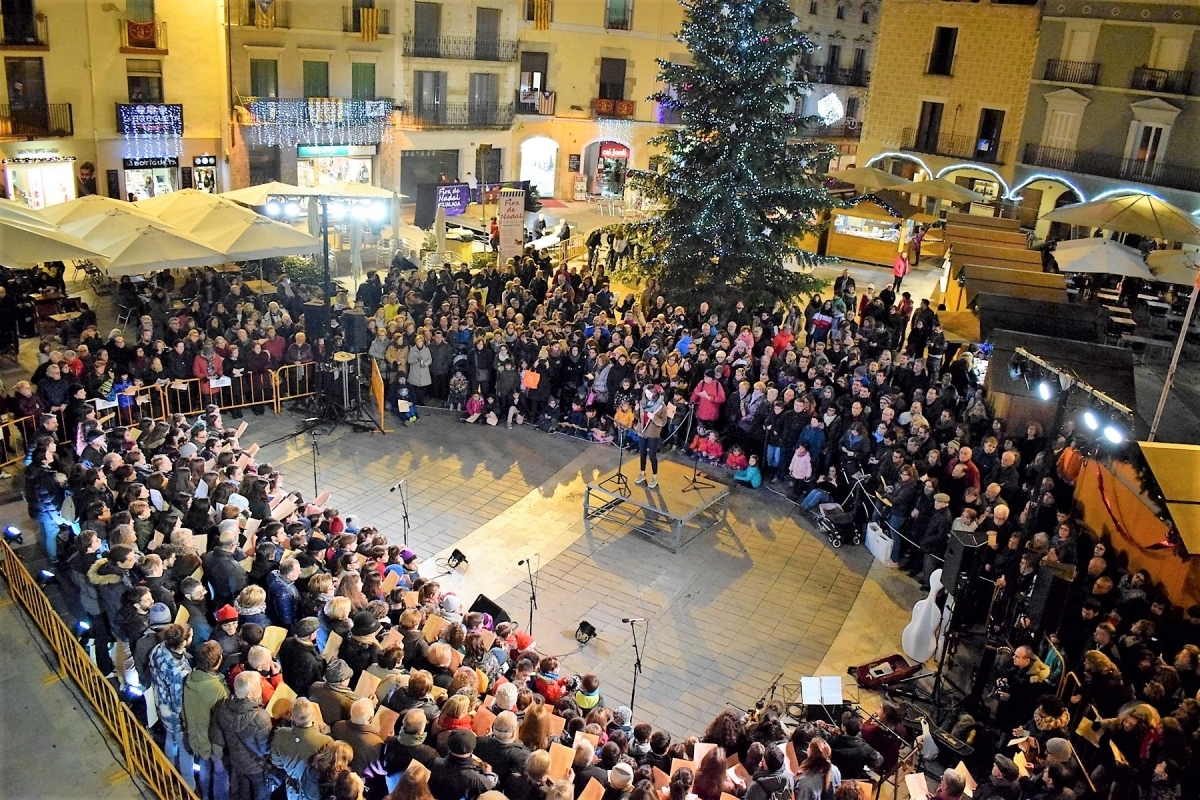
left=826, top=190, right=935, bottom=267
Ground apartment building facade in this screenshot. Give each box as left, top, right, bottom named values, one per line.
left=1013, top=1, right=1200, bottom=237
left=0, top=0, right=227, bottom=208
left=858, top=0, right=1041, bottom=206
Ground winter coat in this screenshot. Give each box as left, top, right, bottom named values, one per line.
left=790, top=450, right=813, bottom=482
left=270, top=725, right=333, bottom=800
left=407, top=345, right=433, bottom=387
left=183, top=668, right=229, bottom=759
left=429, top=339, right=455, bottom=376
left=689, top=379, right=726, bottom=422
left=474, top=737, right=532, bottom=790
left=330, top=720, right=384, bottom=775
left=149, top=643, right=192, bottom=731
left=429, top=754, right=500, bottom=800
left=88, top=560, right=133, bottom=631
left=278, top=636, right=326, bottom=697
left=265, top=570, right=300, bottom=629
left=209, top=696, right=271, bottom=775
left=310, top=681, right=357, bottom=726
left=203, top=549, right=248, bottom=610
left=745, top=767, right=796, bottom=800
left=734, top=464, right=763, bottom=488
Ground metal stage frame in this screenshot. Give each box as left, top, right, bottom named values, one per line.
left=583, top=461, right=731, bottom=553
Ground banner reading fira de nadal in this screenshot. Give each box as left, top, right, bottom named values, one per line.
left=435, top=184, right=471, bottom=217
left=498, top=188, right=525, bottom=264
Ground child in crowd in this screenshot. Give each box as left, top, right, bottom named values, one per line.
left=724, top=444, right=748, bottom=471
left=613, top=398, right=636, bottom=448
left=505, top=390, right=524, bottom=429
left=789, top=442, right=813, bottom=496
left=393, top=371, right=418, bottom=426
left=462, top=391, right=484, bottom=421
left=536, top=397, right=561, bottom=432
left=734, top=454, right=763, bottom=489
left=447, top=368, right=469, bottom=411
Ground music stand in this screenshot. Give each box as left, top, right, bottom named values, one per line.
left=800, top=675, right=845, bottom=724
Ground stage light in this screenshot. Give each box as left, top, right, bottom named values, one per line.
left=76, top=620, right=91, bottom=633
left=1103, top=424, right=1126, bottom=445
left=575, top=620, right=598, bottom=644
left=122, top=684, right=145, bottom=699
left=448, top=549, right=468, bottom=569
left=265, top=201, right=282, bottom=217
left=1036, top=380, right=1055, bottom=402
left=329, top=204, right=346, bottom=221
left=284, top=202, right=301, bottom=218
left=369, top=203, right=388, bottom=222
left=350, top=204, right=367, bottom=220
left=1083, top=409, right=1100, bottom=431
left=4, top=525, right=22, bottom=543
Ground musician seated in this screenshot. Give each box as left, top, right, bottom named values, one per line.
left=827, top=711, right=883, bottom=781
left=861, top=701, right=909, bottom=776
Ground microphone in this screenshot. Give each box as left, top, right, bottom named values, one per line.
left=622, top=617, right=646, bottom=623
left=389, top=479, right=406, bottom=493
left=518, top=555, right=537, bottom=566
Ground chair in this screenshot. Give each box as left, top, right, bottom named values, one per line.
left=116, top=304, right=136, bottom=330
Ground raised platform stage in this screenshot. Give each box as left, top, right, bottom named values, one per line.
left=583, top=460, right=731, bottom=553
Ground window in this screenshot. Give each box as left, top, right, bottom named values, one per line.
left=470, top=72, right=499, bottom=124
left=127, top=58, right=163, bottom=103
left=861, top=9, right=870, bottom=24
left=915, top=101, right=944, bottom=152
left=975, top=108, right=1005, bottom=162
left=524, top=0, right=553, bottom=22
left=476, top=7, right=501, bottom=60
left=351, top=62, right=376, bottom=100
left=127, top=0, right=154, bottom=21
left=826, top=44, right=841, bottom=71
left=520, top=51, right=549, bottom=92
left=605, top=0, right=632, bottom=30
left=350, top=0, right=376, bottom=33
left=853, top=48, right=866, bottom=73
left=599, top=57, right=626, bottom=101
left=836, top=5, right=845, bottom=19
left=413, top=70, right=447, bottom=120
left=249, top=59, right=278, bottom=98
left=809, top=0, right=818, bottom=14
left=2, top=0, right=38, bottom=45
left=1043, top=109, right=1079, bottom=150
left=845, top=96, right=860, bottom=119
left=302, top=61, right=329, bottom=98
left=927, top=27, right=957, bottom=75
left=413, top=2, right=441, bottom=56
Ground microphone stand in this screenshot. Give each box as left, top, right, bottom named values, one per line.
left=395, top=479, right=411, bottom=548
left=628, top=618, right=645, bottom=718
left=310, top=431, right=320, bottom=496
left=524, top=557, right=538, bottom=636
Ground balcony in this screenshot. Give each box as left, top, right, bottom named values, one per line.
left=593, top=98, right=636, bottom=119
left=395, top=102, right=514, bottom=129
left=802, top=120, right=862, bottom=140
left=1021, top=142, right=1200, bottom=194
left=120, top=18, right=167, bottom=54
left=343, top=6, right=390, bottom=35
left=1130, top=66, right=1193, bottom=96
left=798, top=65, right=871, bottom=87
left=402, top=35, right=518, bottom=62
left=0, top=103, right=73, bottom=138
left=604, top=6, right=633, bottom=30
left=515, top=90, right=555, bottom=115
left=901, top=126, right=1011, bottom=164
left=243, top=96, right=394, bottom=126
left=229, top=0, right=291, bottom=28
left=0, top=12, right=49, bottom=49
left=1042, top=59, right=1100, bottom=85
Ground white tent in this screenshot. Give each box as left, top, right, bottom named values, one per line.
left=220, top=181, right=317, bottom=206
left=1051, top=238, right=1155, bottom=279
left=197, top=216, right=320, bottom=261
left=0, top=217, right=103, bottom=268
left=98, top=224, right=226, bottom=276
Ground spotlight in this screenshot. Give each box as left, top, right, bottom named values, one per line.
left=369, top=203, right=388, bottom=222
left=265, top=201, right=282, bottom=217
left=1083, top=409, right=1100, bottom=431
left=447, top=549, right=468, bottom=569
left=1103, top=424, right=1126, bottom=445
left=284, top=201, right=301, bottom=218
left=4, top=525, right=22, bottom=544
left=575, top=620, right=598, bottom=644
left=76, top=620, right=91, bottom=633
left=121, top=684, right=145, bottom=700
left=1036, top=380, right=1055, bottom=402
left=350, top=204, right=367, bottom=220
left=330, top=204, right=347, bottom=221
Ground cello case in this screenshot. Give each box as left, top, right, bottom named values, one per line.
left=902, top=568, right=943, bottom=663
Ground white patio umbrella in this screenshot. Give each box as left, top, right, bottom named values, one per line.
left=325, top=181, right=398, bottom=200
left=62, top=208, right=167, bottom=246
left=220, top=181, right=317, bottom=206
left=1147, top=249, right=1200, bottom=287
left=826, top=166, right=916, bottom=191
left=1051, top=237, right=1154, bottom=279
left=911, top=177, right=986, bottom=204
left=39, top=195, right=149, bottom=226
left=167, top=201, right=260, bottom=235
left=0, top=217, right=104, bottom=268
left=133, top=188, right=223, bottom=218
left=97, top=223, right=226, bottom=276
left=1042, top=192, right=1200, bottom=244
left=197, top=216, right=320, bottom=261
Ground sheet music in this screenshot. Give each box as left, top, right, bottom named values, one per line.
left=800, top=676, right=844, bottom=705
left=800, top=677, right=821, bottom=705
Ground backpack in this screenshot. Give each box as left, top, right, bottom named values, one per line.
left=757, top=777, right=794, bottom=800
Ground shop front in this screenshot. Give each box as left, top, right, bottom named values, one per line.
left=296, top=144, right=376, bottom=188
left=584, top=140, right=630, bottom=197
left=3, top=154, right=76, bottom=209
left=189, top=154, right=219, bottom=193
left=826, top=192, right=931, bottom=266
left=123, top=156, right=179, bottom=201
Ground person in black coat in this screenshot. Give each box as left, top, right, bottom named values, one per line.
left=277, top=618, right=326, bottom=696
left=379, top=708, right=439, bottom=780
left=429, top=731, right=499, bottom=800
left=474, top=712, right=532, bottom=791
left=911, top=492, right=953, bottom=589
left=203, top=531, right=248, bottom=611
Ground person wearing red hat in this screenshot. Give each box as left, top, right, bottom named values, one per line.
left=210, top=604, right=241, bottom=675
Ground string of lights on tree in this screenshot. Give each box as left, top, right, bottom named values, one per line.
left=628, top=0, right=839, bottom=310
left=244, top=98, right=395, bottom=148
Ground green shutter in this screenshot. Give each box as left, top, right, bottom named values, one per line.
left=250, top=59, right=278, bottom=98
left=303, top=61, right=329, bottom=98
left=351, top=62, right=376, bottom=100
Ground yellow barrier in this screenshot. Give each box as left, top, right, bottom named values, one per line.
left=0, top=415, right=34, bottom=471
left=163, top=373, right=278, bottom=418
left=0, top=540, right=198, bottom=800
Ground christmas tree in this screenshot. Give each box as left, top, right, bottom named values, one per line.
left=630, top=0, right=836, bottom=310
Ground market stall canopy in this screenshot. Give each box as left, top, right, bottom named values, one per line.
left=133, top=188, right=223, bottom=218
left=0, top=218, right=104, bottom=268
left=220, top=182, right=317, bottom=206
left=1042, top=192, right=1200, bottom=244
left=0, top=197, right=53, bottom=227
left=1136, top=441, right=1200, bottom=552
left=909, top=177, right=986, bottom=204
left=837, top=190, right=936, bottom=222
left=197, top=216, right=320, bottom=261
left=1147, top=249, right=1200, bottom=287
left=98, top=223, right=226, bottom=276
left=62, top=208, right=166, bottom=246
left=39, top=195, right=152, bottom=226
left=826, top=166, right=916, bottom=192
left=1052, top=237, right=1155, bottom=279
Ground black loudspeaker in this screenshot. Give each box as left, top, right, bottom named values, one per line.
left=942, top=526, right=987, bottom=596
left=303, top=300, right=330, bottom=341
left=1023, top=564, right=1075, bottom=637
left=341, top=309, right=370, bottom=351
left=469, top=594, right=512, bottom=626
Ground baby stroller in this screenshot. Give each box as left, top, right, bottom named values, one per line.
left=812, top=468, right=872, bottom=548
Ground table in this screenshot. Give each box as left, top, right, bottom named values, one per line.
left=1110, top=316, right=1137, bottom=328
left=1146, top=300, right=1171, bottom=311
left=1097, top=290, right=1121, bottom=300
left=1137, top=293, right=1160, bottom=302
left=1104, top=305, right=1132, bottom=315
left=1121, top=333, right=1174, bottom=362
left=214, top=263, right=242, bottom=274
left=49, top=312, right=81, bottom=323
left=244, top=280, right=276, bottom=295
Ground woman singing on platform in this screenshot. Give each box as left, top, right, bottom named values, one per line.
left=635, top=384, right=669, bottom=488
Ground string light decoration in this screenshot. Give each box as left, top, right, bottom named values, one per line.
left=243, top=98, right=395, bottom=148
left=117, top=103, right=184, bottom=161
left=844, top=193, right=906, bottom=217
left=628, top=0, right=836, bottom=310
left=597, top=118, right=635, bottom=149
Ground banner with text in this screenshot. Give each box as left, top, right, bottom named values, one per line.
left=435, top=184, right=471, bottom=217
left=498, top=188, right=526, bottom=265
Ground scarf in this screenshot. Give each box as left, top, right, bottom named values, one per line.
left=440, top=715, right=474, bottom=732
left=398, top=730, right=427, bottom=747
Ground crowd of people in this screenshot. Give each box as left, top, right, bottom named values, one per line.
left=7, top=235, right=1200, bottom=800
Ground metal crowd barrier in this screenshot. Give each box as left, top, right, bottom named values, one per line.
left=162, top=373, right=278, bottom=417
left=273, top=362, right=317, bottom=408
left=0, top=415, right=34, bottom=471
left=0, top=540, right=198, bottom=800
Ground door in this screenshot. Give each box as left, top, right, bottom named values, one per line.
left=351, top=0, right=375, bottom=32
left=479, top=148, right=501, bottom=185
left=413, top=2, right=441, bottom=57
left=826, top=44, right=841, bottom=81
left=975, top=108, right=1005, bottom=162
left=1042, top=109, right=1079, bottom=158
left=5, top=57, right=47, bottom=135
left=351, top=62, right=376, bottom=100
left=476, top=8, right=501, bottom=61
left=599, top=57, right=626, bottom=101
left=852, top=48, right=866, bottom=83
left=1062, top=28, right=1094, bottom=63
left=1, top=0, right=37, bottom=44
left=469, top=72, right=499, bottom=125
left=413, top=71, right=446, bottom=122
left=1128, top=124, right=1164, bottom=181
left=915, top=101, right=943, bottom=153
left=519, top=50, right=548, bottom=109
